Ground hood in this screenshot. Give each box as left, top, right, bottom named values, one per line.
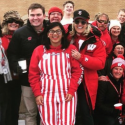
left=2, top=10, right=24, bottom=27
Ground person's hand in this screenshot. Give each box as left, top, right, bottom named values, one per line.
left=71, top=49, right=81, bottom=60
left=65, top=94, right=73, bottom=102
left=36, top=95, right=43, bottom=105
left=98, top=76, right=109, bottom=81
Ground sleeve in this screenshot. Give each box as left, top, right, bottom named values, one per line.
left=68, top=45, right=83, bottom=96
left=121, top=79, right=125, bottom=105
left=95, top=81, right=117, bottom=115
left=98, top=58, right=112, bottom=76
left=105, top=37, right=112, bottom=57
left=28, top=46, right=43, bottom=97
left=7, top=31, right=21, bottom=73
left=78, top=40, right=106, bottom=70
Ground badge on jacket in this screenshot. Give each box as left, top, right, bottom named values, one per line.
left=43, top=54, right=48, bottom=59
left=87, top=44, right=96, bottom=51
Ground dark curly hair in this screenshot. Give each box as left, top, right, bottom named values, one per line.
left=43, top=22, right=70, bottom=50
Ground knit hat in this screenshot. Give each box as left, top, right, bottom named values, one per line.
left=48, top=7, right=63, bottom=17
left=109, top=20, right=121, bottom=31
left=2, top=10, right=24, bottom=26
left=73, top=9, right=90, bottom=22
left=111, top=55, right=125, bottom=70
left=112, top=42, right=124, bottom=51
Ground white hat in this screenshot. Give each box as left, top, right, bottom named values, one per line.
left=109, top=20, right=121, bottom=31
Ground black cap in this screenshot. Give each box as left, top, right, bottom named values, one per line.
left=73, top=9, right=90, bottom=22
left=113, top=42, right=124, bottom=51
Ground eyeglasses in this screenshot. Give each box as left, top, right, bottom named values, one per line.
left=97, top=19, right=108, bottom=24
left=115, top=47, right=124, bottom=50
left=50, top=12, right=62, bottom=16
left=7, top=19, right=20, bottom=24
left=74, top=20, right=86, bottom=25
left=49, top=29, right=62, bottom=35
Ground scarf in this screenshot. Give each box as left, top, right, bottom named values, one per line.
left=0, top=38, right=12, bottom=83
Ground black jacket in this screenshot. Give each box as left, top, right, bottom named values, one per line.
left=94, top=73, right=123, bottom=116
left=7, top=20, right=47, bottom=86
left=98, top=56, right=113, bottom=76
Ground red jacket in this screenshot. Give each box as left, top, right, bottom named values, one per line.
left=121, top=79, right=125, bottom=105
left=1, top=36, right=10, bottom=52
left=73, top=26, right=106, bottom=110
left=29, top=44, right=83, bottom=98
left=92, top=21, right=112, bottom=57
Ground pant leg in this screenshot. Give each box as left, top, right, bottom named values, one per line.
left=0, top=75, right=10, bottom=125
left=21, top=86, right=37, bottom=125
left=7, top=79, right=21, bottom=125
left=38, top=95, right=58, bottom=125
left=58, top=92, right=77, bottom=125
left=75, top=83, right=94, bottom=125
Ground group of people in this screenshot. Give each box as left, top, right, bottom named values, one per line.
left=0, top=1, right=125, bottom=125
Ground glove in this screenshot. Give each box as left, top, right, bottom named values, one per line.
left=17, top=65, right=23, bottom=75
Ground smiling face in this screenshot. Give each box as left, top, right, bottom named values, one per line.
left=74, top=19, right=88, bottom=34
left=48, top=26, right=62, bottom=47
left=7, top=21, right=20, bottom=31
left=112, top=66, right=123, bottom=81
left=28, top=8, right=45, bottom=28
left=49, top=12, right=62, bottom=23
left=110, top=26, right=121, bottom=37
left=113, top=45, right=124, bottom=56
left=117, top=10, right=125, bottom=24
left=63, top=3, right=74, bottom=15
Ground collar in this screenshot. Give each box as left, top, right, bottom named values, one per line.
left=108, top=73, right=123, bottom=85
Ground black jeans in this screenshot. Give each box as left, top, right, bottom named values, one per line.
left=7, top=79, right=22, bottom=125
left=0, top=75, right=11, bottom=125
left=75, top=83, right=94, bottom=125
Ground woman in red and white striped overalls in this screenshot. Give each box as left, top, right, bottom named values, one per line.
left=29, top=22, right=83, bottom=125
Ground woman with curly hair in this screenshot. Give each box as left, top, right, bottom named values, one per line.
left=0, top=10, right=23, bottom=125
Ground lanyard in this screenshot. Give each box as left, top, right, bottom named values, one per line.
left=107, top=76, right=121, bottom=103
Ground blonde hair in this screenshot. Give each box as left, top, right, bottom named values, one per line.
left=2, top=23, right=9, bottom=35
left=69, top=23, right=91, bottom=37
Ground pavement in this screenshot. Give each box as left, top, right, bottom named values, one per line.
left=18, top=96, right=42, bottom=125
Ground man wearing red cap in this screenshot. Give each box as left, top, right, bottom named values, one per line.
left=48, top=7, right=63, bottom=23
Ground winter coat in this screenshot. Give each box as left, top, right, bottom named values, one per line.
left=95, top=73, right=123, bottom=116
left=73, top=25, right=106, bottom=110
left=92, top=21, right=112, bottom=57
left=7, top=19, right=47, bottom=86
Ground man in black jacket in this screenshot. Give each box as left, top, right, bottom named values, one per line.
left=7, top=3, right=47, bottom=125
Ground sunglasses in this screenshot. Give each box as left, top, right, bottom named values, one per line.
left=7, top=19, right=20, bottom=24
left=74, top=20, right=86, bottom=25
left=97, top=19, right=108, bottom=24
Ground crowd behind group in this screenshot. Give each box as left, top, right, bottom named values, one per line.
left=1, top=1, right=125, bottom=125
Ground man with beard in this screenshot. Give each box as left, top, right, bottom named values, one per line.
left=92, top=13, right=112, bottom=57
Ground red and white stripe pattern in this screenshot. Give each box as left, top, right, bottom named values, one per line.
left=38, top=50, right=77, bottom=125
